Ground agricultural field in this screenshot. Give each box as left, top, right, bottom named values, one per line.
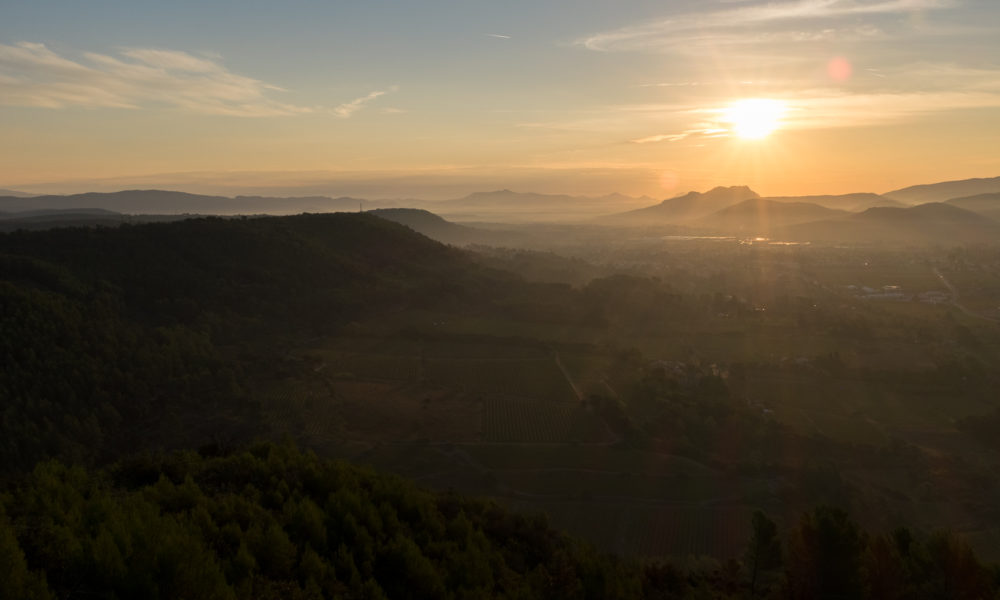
left=260, top=379, right=342, bottom=445
left=481, top=395, right=613, bottom=443
left=262, top=378, right=484, bottom=448
left=425, top=356, right=577, bottom=401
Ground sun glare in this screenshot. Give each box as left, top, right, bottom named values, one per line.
left=723, top=98, right=786, bottom=140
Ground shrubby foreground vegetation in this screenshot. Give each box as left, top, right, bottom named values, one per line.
left=3, top=443, right=998, bottom=599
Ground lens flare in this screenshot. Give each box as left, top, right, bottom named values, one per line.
left=828, top=56, right=853, bottom=82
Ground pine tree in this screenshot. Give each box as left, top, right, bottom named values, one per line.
left=744, top=510, right=782, bottom=598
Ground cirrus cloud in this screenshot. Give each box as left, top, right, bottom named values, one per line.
left=0, top=42, right=393, bottom=118
left=333, top=86, right=398, bottom=118
left=578, top=0, right=956, bottom=53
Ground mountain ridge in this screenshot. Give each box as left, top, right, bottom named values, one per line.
left=608, top=185, right=761, bottom=224
left=434, top=189, right=656, bottom=222
left=761, top=193, right=902, bottom=211
left=946, top=192, right=1000, bottom=221
left=704, top=198, right=849, bottom=233
left=885, top=176, right=1000, bottom=204
left=369, top=207, right=521, bottom=246
left=781, top=202, right=1000, bottom=244
left=0, top=189, right=385, bottom=215
left=0, top=188, right=36, bottom=197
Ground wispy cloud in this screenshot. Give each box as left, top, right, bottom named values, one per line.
left=723, top=0, right=954, bottom=22
left=631, top=128, right=727, bottom=144
left=487, top=33, right=512, bottom=39
left=0, top=42, right=401, bottom=119
left=578, top=0, right=955, bottom=53
left=332, top=86, right=397, bottom=118
left=0, top=42, right=313, bottom=116
left=637, top=81, right=703, bottom=88
left=631, top=133, right=685, bottom=144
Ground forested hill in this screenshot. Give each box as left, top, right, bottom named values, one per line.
left=0, top=214, right=508, bottom=474
left=0, top=213, right=487, bottom=331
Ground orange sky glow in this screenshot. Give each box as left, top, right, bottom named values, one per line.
left=2, top=1, right=999, bottom=200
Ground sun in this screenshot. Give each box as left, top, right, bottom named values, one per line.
left=723, top=98, right=786, bottom=140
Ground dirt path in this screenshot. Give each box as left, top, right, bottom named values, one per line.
left=552, top=349, right=584, bottom=401
left=933, top=267, right=1000, bottom=323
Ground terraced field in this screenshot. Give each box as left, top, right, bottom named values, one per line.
left=425, top=356, right=577, bottom=401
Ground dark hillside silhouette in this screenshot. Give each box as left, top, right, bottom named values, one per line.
left=0, top=213, right=504, bottom=473
left=370, top=207, right=520, bottom=246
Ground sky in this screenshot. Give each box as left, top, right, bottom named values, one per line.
left=2, top=0, right=999, bottom=199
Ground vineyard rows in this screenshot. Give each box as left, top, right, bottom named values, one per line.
left=426, top=358, right=576, bottom=402
left=262, top=387, right=340, bottom=444
left=482, top=396, right=594, bottom=443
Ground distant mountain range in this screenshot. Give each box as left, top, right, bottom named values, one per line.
left=432, top=189, right=655, bottom=222
left=610, top=186, right=906, bottom=225
left=706, top=198, right=849, bottom=233
left=0, top=188, right=36, bottom=198
left=597, top=179, right=1000, bottom=244
left=946, top=193, right=1000, bottom=222
left=608, top=186, right=761, bottom=224
left=606, top=187, right=900, bottom=227
left=0, top=188, right=654, bottom=222
left=3, top=177, right=999, bottom=245
left=885, top=176, right=1000, bottom=204
left=0, top=190, right=382, bottom=215
left=781, top=202, right=1000, bottom=244
left=440, top=189, right=654, bottom=209
left=762, top=193, right=904, bottom=212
